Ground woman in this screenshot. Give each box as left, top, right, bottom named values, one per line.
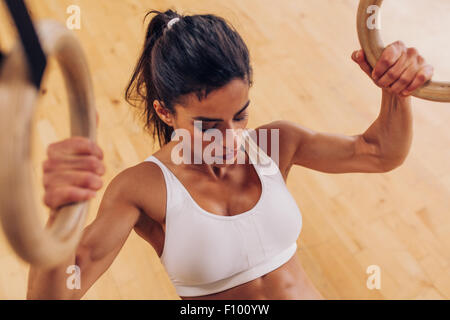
left=27, top=9, right=433, bottom=300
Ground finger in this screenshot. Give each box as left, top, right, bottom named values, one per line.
left=43, top=170, right=103, bottom=191
left=43, top=186, right=96, bottom=210
left=352, top=49, right=372, bottom=76
left=43, top=155, right=106, bottom=175
left=401, top=64, right=434, bottom=96
left=389, top=63, right=417, bottom=95
left=372, top=41, right=406, bottom=81
left=65, top=138, right=103, bottom=160
left=96, top=110, right=99, bottom=128
left=376, top=51, right=410, bottom=88
left=48, top=137, right=103, bottom=160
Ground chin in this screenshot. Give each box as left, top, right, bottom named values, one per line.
left=212, top=160, right=235, bottom=167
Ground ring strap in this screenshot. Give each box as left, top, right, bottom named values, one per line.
left=3, top=0, right=47, bottom=88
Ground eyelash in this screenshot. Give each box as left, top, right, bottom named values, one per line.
left=200, top=115, right=248, bottom=132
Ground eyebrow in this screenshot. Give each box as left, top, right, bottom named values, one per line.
left=192, top=100, right=250, bottom=122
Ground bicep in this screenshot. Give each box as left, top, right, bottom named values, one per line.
left=273, top=120, right=384, bottom=174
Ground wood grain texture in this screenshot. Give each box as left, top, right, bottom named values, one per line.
left=0, top=0, right=449, bottom=299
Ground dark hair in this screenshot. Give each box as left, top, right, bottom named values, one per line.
left=125, top=9, right=253, bottom=147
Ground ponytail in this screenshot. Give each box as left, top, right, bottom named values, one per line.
left=125, top=10, right=179, bottom=147
left=125, top=9, right=253, bottom=147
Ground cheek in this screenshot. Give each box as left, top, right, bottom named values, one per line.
left=240, top=118, right=249, bottom=129
left=188, top=128, right=214, bottom=153
left=188, top=120, right=249, bottom=152
left=205, top=130, right=245, bottom=151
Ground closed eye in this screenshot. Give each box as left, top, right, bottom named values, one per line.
left=200, top=114, right=248, bottom=132
left=234, top=112, right=248, bottom=121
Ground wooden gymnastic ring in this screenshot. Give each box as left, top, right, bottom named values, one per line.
left=357, top=0, right=450, bottom=102
left=0, top=20, right=96, bottom=267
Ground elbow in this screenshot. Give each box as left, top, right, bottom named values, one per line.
left=378, top=156, right=406, bottom=173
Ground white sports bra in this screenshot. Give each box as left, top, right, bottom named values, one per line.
left=144, top=130, right=302, bottom=297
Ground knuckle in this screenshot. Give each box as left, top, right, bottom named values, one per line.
left=71, top=136, right=94, bottom=155
left=398, top=76, right=409, bottom=85
left=43, top=173, right=51, bottom=188
left=417, top=73, right=426, bottom=82
left=380, top=57, right=394, bottom=68
left=89, top=140, right=97, bottom=153
left=46, top=143, right=58, bottom=158
left=407, top=47, right=418, bottom=56
left=387, top=70, right=397, bottom=80
left=43, top=189, right=57, bottom=209
left=46, top=158, right=63, bottom=172
left=395, top=40, right=405, bottom=48
left=417, top=55, right=425, bottom=64
left=61, top=186, right=76, bottom=202
left=42, top=159, right=52, bottom=172
left=380, top=57, right=390, bottom=66
left=84, top=173, right=102, bottom=189
left=85, top=156, right=100, bottom=171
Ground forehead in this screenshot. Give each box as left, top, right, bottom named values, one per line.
left=176, top=79, right=250, bottom=117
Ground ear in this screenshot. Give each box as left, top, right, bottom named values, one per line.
left=153, top=100, right=174, bottom=126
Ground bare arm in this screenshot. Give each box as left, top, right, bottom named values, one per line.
left=268, top=91, right=412, bottom=174
left=27, top=170, right=141, bottom=299
left=265, top=41, right=433, bottom=174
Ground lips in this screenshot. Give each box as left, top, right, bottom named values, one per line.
left=223, top=148, right=238, bottom=159
left=215, top=148, right=238, bottom=160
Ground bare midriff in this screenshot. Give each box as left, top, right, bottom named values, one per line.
left=181, top=252, right=323, bottom=300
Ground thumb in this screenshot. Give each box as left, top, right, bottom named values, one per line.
left=352, top=49, right=373, bottom=77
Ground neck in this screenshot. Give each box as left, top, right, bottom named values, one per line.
left=190, top=148, right=248, bottom=180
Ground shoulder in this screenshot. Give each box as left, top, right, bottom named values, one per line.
left=109, top=159, right=167, bottom=224
left=253, top=120, right=302, bottom=176
left=108, top=160, right=164, bottom=198
left=255, top=120, right=305, bottom=142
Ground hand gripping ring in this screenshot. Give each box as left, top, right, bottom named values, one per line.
left=357, top=0, right=450, bottom=102
left=0, top=20, right=96, bottom=267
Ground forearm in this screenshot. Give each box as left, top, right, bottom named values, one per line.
left=27, top=254, right=78, bottom=300
left=362, top=89, right=413, bottom=168
left=27, top=214, right=78, bottom=300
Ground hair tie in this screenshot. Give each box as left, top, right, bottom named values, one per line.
left=167, top=17, right=180, bottom=30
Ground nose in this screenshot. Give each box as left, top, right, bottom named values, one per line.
left=222, top=128, right=242, bottom=152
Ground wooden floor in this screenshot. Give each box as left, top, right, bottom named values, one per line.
left=1, top=0, right=450, bottom=299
